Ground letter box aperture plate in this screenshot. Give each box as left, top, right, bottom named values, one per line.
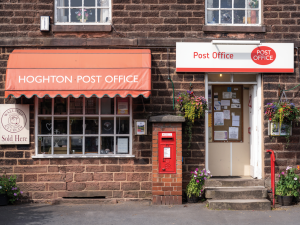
left=158, top=131, right=176, bottom=174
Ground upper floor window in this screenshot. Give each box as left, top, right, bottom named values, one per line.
left=55, top=0, right=111, bottom=25
left=206, top=0, right=260, bottom=25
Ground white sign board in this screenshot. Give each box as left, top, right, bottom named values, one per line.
left=162, top=133, right=172, bottom=137
left=176, top=42, right=294, bottom=73
left=0, top=104, right=30, bottom=145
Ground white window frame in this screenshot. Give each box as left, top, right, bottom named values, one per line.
left=33, top=96, right=134, bottom=158
left=54, top=0, right=112, bottom=25
left=205, top=0, right=261, bottom=26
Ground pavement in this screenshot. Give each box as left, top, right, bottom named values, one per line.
left=1, top=201, right=300, bottom=225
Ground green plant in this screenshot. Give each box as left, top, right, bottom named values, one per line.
left=0, top=175, right=23, bottom=204
left=248, top=0, right=259, bottom=8
left=176, top=91, right=207, bottom=149
left=276, top=166, right=300, bottom=197
left=186, top=168, right=211, bottom=198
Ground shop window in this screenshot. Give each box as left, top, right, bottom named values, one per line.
left=55, top=0, right=111, bottom=25
left=206, top=0, right=260, bottom=25
left=36, top=96, right=132, bottom=156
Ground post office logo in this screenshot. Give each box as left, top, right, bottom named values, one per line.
left=251, top=46, right=276, bottom=65
left=1, top=108, right=27, bottom=133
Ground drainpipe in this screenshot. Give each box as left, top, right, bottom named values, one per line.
left=167, top=48, right=175, bottom=110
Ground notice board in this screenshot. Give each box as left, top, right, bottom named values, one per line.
left=212, top=85, right=243, bottom=142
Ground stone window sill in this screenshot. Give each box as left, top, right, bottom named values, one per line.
left=203, top=25, right=266, bottom=33
left=32, top=155, right=135, bottom=159
left=52, top=25, right=112, bottom=32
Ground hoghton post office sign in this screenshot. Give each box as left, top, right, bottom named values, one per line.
left=0, top=104, right=30, bottom=144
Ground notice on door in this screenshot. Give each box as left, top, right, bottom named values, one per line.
left=164, top=147, right=171, bottom=158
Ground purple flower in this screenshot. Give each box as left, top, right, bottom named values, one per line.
left=195, top=168, right=198, bottom=172
left=281, top=172, right=285, bottom=175
left=20, top=191, right=23, bottom=194
left=194, top=175, right=197, bottom=178
left=294, top=177, right=298, bottom=181
left=14, top=193, right=17, bottom=196
left=194, top=171, right=197, bottom=175
left=12, top=188, right=14, bottom=190
left=204, top=177, right=207, bottom=180
left=196, top=180, right=199, bottom=183
left=279, top=175, right=281, bottom=178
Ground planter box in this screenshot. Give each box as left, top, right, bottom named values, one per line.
left=268, top=121, right=292, bottom=136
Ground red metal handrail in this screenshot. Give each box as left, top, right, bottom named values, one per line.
left=266, top=149, right=276, bottom=208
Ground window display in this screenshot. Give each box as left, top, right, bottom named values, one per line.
left=36, top=96, right=131, bottom=156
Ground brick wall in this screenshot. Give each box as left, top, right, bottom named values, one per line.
left=263, top=73, right=300, bottom=185
left=0, top=1, right=300, bottom=39
left=152, top=122, right=182, bottom=205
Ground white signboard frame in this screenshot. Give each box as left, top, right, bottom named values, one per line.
left=0, top=104, right=30, bottom=145
left=176, top=42, right=294, bottom=73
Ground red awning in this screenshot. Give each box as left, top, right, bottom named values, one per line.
left=5, top=49, right=151, bottom=98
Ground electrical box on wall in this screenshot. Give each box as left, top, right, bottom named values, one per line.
left=158, top=131, right=176, bottom=174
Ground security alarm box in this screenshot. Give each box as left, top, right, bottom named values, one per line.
left=158, top=131, right=176, bottom=174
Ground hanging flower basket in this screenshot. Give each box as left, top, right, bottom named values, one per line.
left=265, top=101, right=300, bottom=144
left=176, top=91, right=207, bottom=149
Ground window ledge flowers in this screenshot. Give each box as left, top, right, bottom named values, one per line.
left=186, top=168, right=211, bottom=201
left=176, top=91, right=207, bottom=149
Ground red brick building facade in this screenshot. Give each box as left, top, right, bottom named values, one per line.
left=0, top=0, right=299, bottom=203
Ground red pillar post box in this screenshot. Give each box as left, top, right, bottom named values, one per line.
left=158, top=132, right=176, bottom=174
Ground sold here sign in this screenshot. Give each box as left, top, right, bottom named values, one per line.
left=176, top=42, right=294, bottom=73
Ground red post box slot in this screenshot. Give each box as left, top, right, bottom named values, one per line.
left=158, top=131, right=176, bottom=174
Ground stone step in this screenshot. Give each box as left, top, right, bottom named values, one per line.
left=205, top=187, right=268, bottom=199
left=208, top=199, right=271, bottom=210
left=205, top=178, right=264, bottom=188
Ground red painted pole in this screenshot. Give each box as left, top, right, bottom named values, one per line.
left=266, top=149, right=276, bottom=208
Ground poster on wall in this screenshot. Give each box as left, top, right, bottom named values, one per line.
left=214, top=112, right=224, bottom=126
left=0, top=104, right=30, bottom=145
left=214, top=131, right=228, bottom=140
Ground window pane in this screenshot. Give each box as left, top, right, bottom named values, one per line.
left=207, top=10, right=219, bottom=24
left=54, top=117, right=67, bottom=134
left=57, top=0, right=69, bottom=7
left=116, top=117, right=129, bottom=134
left=101, top=117, right=114, bottom=134
left=84, top=8, right=95, bottom=22
left=233, top=74, right=257, bottom=82
left=207, top=0, right=219, bottom=8
left=85, top=117, right=99, bottom=134
left=38, top=117, right=52, bottom=134
left=234, top=10, right=245, bottom=24
left=70, top=97, right=83, bottom=114
left=70, top=136, right=83, bottom=154
left=116, top=137, right=129, bottom=154
left=85, top=137, right=98, bottom=154
left=85, top=97, right=99, bottom=114
left=97, top=8, right=109, bottom=23
left=57, top=8, right=69, bottom=22
left=117, top=97, right=129, bottom=115
left=70, top=117, right=83, bottom=134
left=247, top=0, right=259, bottom=8
left=247, top=10, right=259, bottom=24
left=221, top=0, right=232, bottom=8
left=208, top=74, right=231, bottom=82
left=221, top=10, right=232, bottom=23
left=84, top=0, right=95, bottom=6
left=101, top=97, right=114, bottom=114
left=38, top=97, right=52, bottom=115
left=54, top=97, right=67, bottom=115
left=71, top=8, right=82, bottom=22
left=53, top=136, right=68, bottom=154
left=71, top=0, right=82, bottom=7
left=100, top=137, right=114, bottom=154
left=38, top=137, right=51, bottom=154
left=234, top=0, right=245, bottom=8
left=98, top=0, right=109, bottom=7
